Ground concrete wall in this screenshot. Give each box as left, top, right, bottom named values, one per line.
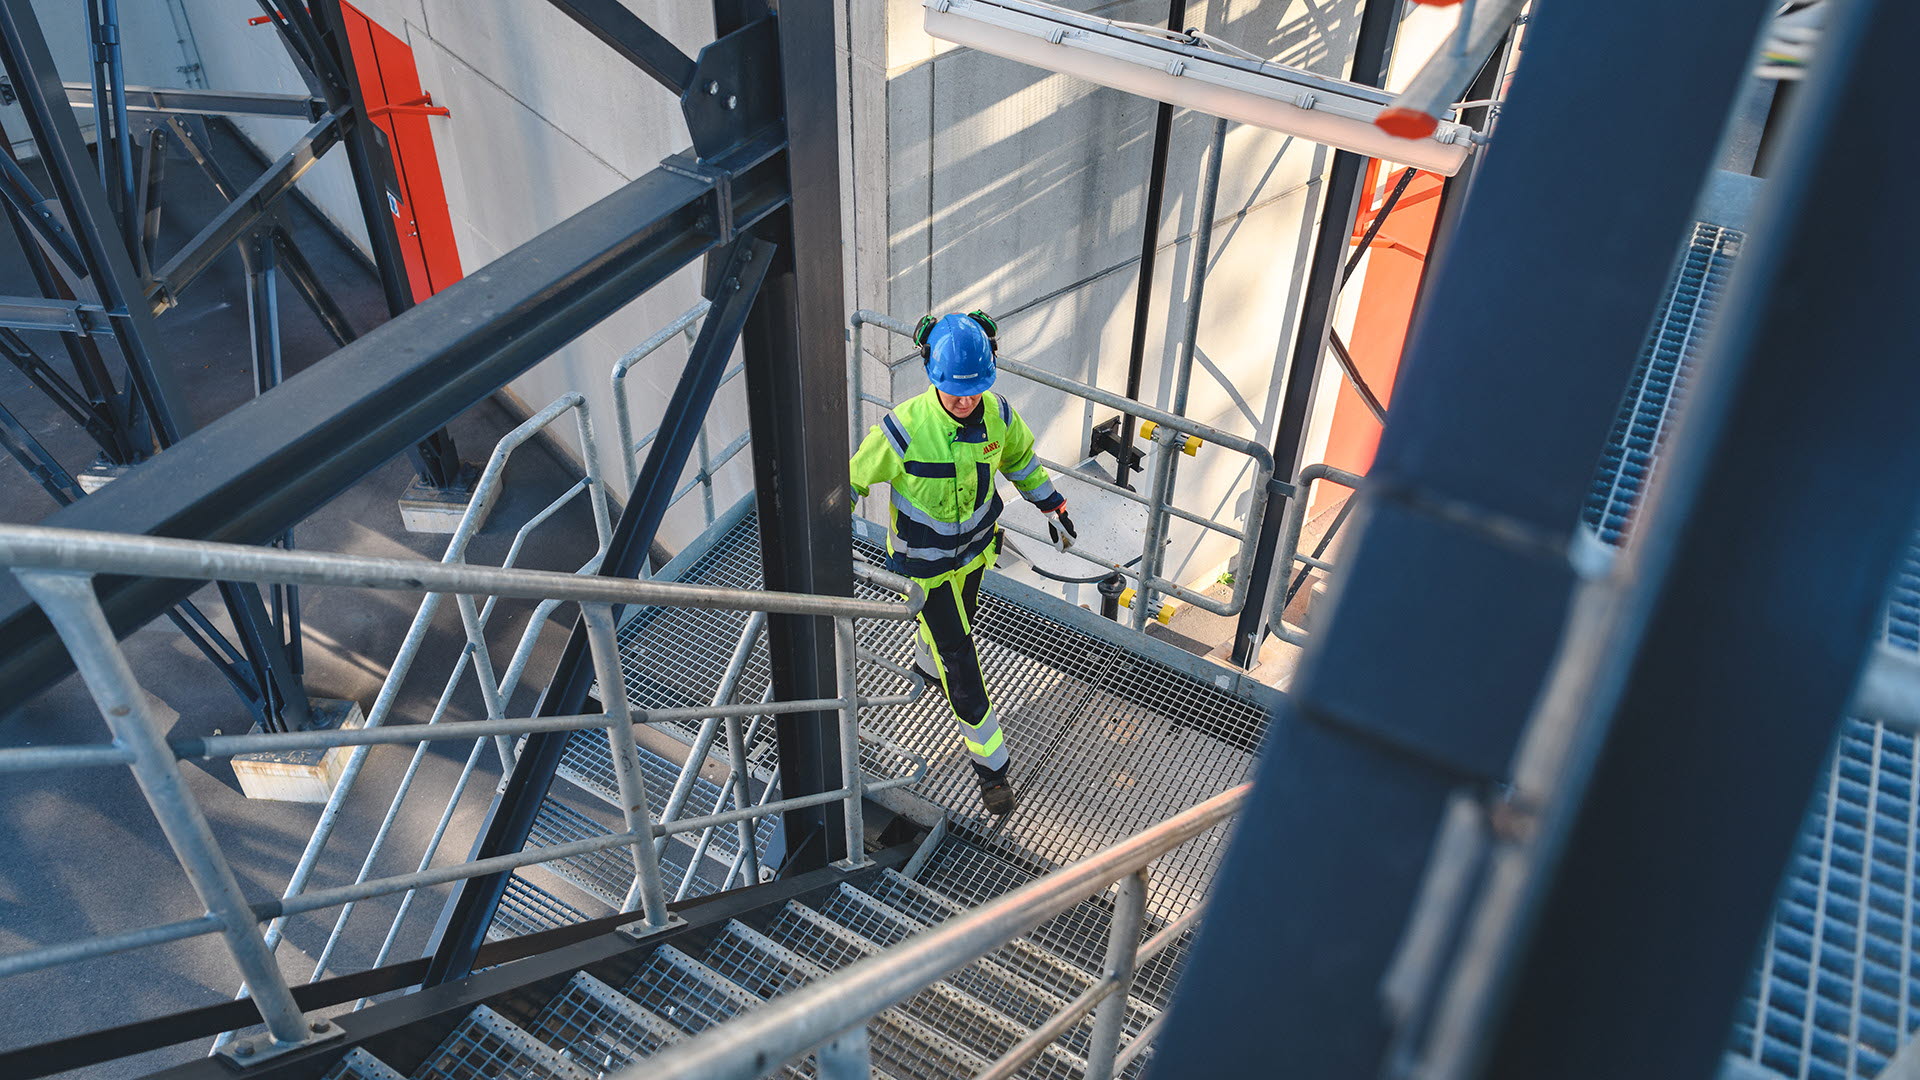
left=175, top=0, right=747, bottom=554
left=850, top=0, right=1370, bottom=603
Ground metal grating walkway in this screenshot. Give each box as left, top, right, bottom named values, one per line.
left=653, top=507, right=1266, bottom=927
left=1584, top=216, right=1920, bottom=1079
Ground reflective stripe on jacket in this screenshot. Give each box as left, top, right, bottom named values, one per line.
left=849, top=387, right=1063, bottom=578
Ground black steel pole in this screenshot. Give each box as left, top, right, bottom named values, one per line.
left=1101, top=0, right=1184, bottom=622
left=1228, top=0, right=1400, bottom=667
left=716, top=0, right=858, bottom=875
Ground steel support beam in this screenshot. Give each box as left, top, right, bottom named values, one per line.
left=1228, top=0, right=1398, bottom=666
left=1451, top=3, right=1920, bottom=1073
left=145, top=112, right=343, bottom=314
left=0, top=0, right=186, bottom=449
left=0, top=153, right=772, bottom=711
left=545, top=0, right=698, bottom=96
left=716, top=0, right=855, bottom=875
left=1149, top=0, right=1777, bottom=1074
left=424, top=235, right=775, bottom=986
left=62, top=83, right=325, bottom=120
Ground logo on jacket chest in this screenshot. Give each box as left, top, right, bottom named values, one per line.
left=983, top=441, right=999, bottom=454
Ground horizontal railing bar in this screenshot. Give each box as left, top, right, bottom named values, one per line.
left=0, top=525, right=914, bottom=621
left=1136, top=906, right=1201, bottom=965
left=0, top=743, right=134, bottom=771
left=978, top=978, right=1115, bottom=1080
left=0, top=914, right=225, bottom=980
left=1035, top=453, right=1242, bottom=539
left=170, top=715, right=615, bottom=759
left=1111, top=1007, right=1169, bottom=1072
left=624, top=783, right=1251, bottom=1080
left=657, top=763, right=929, bottom=840
left=269, top=824, right=650, bottom=921
left=852, top=310, right=1273, bottom=468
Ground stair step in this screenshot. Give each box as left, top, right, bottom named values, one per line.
left=782, top=898, right=1083, bottom=1079
left=915, top=841, right=1185, bottom=1012
left=870, top=868, right=1163, bottom=1047
left=622, top=944, right=765, bottom=1036
left=320, top=1047, right=406, bottom=1080
left=524, top=796, right=695, bottom=910
left=528, top=971, right=681, bottom=1072
left=490, top=875, right=590, bottom=940
left=413, top=1005, right=594, bottom=1080
left=755, top=907, right=1002, bottom=1080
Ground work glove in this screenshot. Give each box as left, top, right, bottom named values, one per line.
left=1047, top=506, right=1077, bottom=552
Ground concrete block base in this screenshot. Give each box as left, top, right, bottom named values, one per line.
left=231, top=698, right=365, bottom=803
left=397, top=466, right=484, bottom=534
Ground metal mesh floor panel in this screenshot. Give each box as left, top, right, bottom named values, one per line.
left=320, top=1048, right=406, bottom=1080
left=490, top=875, right=590, bottom=941
left=414, top=1006, right=591, bottom=1080
left=1581, top=218, right=1920, bottom=1079
left=622, top=946, right=758, bottom=1036
left=528, top=972, right=680, bottom=1072
left=1584, top=222, right=1742, bottom=545
left=524, top=797, right=691, bottom=908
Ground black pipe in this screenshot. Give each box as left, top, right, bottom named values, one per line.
left=1103, top=0, right=1185, bottom=622
left=1229, top=0, right=1401, bottom=667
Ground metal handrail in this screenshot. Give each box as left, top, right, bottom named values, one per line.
left=0, top=525, right=914, bottom=619
left=1269, top=462, right=1364, bottom=646
left=612, top=300, right=753, bottom=535
left=1, top=517, right=928, bottom=1062
left=624, top=782, right=1251, bottom=1080
left=850, top=309, right=1275, bottom=623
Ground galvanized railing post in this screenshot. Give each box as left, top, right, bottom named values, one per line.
left=726, top=705, right=762, bottom=885
left=816, top=1024, right=873, bottom=1080
left=579, top=601, right=676, bottom=934
left=14, top=570, right=331, bottom=1059
left=834, top=615, right=870, bottom=869
left=1085, top=868, right=1151, bottom=1080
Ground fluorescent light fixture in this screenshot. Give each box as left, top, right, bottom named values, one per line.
left=923, top=0, right=1476, bottom=176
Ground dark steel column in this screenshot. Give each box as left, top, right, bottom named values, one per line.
left=1149, top=0, right=1776, bottom=1074
left=1468, top=3, right=1920, bottom=1073
left=1228, top=0, right=1399, bottom=666
left=719, top=0, right=857, bottom=874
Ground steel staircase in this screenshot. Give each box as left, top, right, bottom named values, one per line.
left=320, top=852, right=1177, bottom=1080
left=190, top=499, right=1277, bottom=1080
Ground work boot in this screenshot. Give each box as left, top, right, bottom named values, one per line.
left=974, top=762, right=1017, bottom=815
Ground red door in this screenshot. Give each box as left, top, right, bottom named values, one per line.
left=339, top=2, right=462, bottom=301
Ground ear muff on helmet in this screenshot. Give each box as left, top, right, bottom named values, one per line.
left=914, top=314, right=938, bottom=362
left=966, top=310, right=999, bottom=353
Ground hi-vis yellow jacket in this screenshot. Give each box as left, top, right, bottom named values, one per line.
left=850, top=387, right=1063, bottom=579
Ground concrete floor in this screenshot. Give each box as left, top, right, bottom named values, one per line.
left=0, top=128, right=602, bottom=1076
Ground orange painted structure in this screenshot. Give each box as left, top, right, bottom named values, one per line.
left=1312, top=162, right=1444, bottom=515
left=339, top=2, right=462, bottom=301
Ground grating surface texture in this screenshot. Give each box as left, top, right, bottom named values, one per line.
left=1584, top=220, right=1920, bottom=1079
left=622, top=946, right=759, bottom=1036
left=319, top=1048, right=405, bottom=1080
left=1583, top=222, right=1742, bottom=545
left=413, top=1006, right=591, bottom=1080
left=490, top=875, right=590, bottom=941
left=528, top=972, right=680, bottom=1072
left=523, top=796, right=693, bottom=908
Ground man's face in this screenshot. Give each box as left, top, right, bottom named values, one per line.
left=937, top=388, right=982, bottom=416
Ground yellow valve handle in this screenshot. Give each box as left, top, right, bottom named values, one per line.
left=1137, top=420, right=1201, bottom=456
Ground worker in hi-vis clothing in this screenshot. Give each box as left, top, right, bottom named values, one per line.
left=849, top=311, right=1075, bottom=815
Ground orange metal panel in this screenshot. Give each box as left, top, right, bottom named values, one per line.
left=1314, top=167, right=1445, bottom=514
left=340, top=2, right=462, bottom=301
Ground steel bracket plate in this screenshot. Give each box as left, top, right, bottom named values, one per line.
left=659, top=152, right=734, bottom=247
left=615, top=913, right=688, bottom=942
left=680, top=16, right=782, bottom=161
left=214, top=1015, right=345, bottom=1067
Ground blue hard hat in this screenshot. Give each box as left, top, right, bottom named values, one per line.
left=923, top=313, right=997, bottom=395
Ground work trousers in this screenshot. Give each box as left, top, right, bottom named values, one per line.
left=913, top=549, right=1009, bottom=776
